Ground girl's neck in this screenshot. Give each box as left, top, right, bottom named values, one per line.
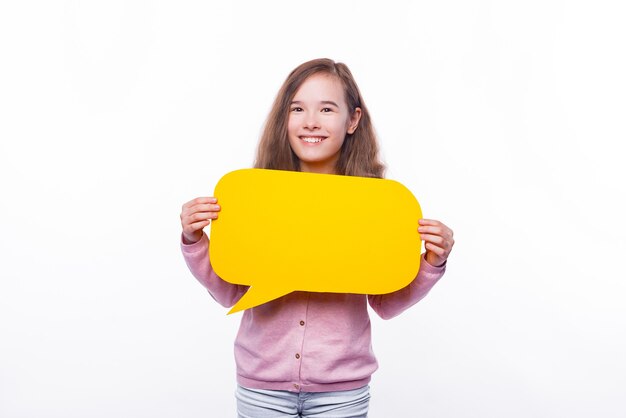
left=299, top=161, right=337, bottom=175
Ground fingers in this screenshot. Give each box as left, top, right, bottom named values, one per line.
left=419, top=233, right=446, bottom=247
left=418, top=218, right=451, bottom=229
left=186, top=210, right=219, bottom=223
left=181, top=197, right=221, bottom=220
left=418, top=220, right=451, bottom=240
left=421, top=234, right=453, bottom=252
left=418, top=219, right=455, bottom=266
left=182, top=196, right=218, bottom=212
left=183, top=203, right=221, bottom=217
left=183, top=219, right=212, bottom=238
left=417, top=225, right=446, bottom=236
left=418, top=226, right=454, bottom=243
left=425, top=242, right=447, bottom=256
left=418, top=219, right=454, bottom=241
left=180, top=197, right=221, bottom=243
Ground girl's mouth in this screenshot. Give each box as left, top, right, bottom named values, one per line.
left=300, top=136, right=326, bottom=144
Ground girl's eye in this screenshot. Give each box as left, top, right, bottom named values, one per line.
left=290, top=107, right=303, bottom=112
left=321, top=108, right=333, bottom=113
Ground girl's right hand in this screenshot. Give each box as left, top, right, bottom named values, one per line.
left=180, top=197, right=221, bottom=244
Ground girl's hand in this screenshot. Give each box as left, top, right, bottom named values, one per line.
left=180, top=197, right=221, bottom=244
left=418, top=219, right=454, bottom=267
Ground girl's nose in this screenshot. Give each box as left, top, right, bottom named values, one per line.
left=304, top=112, right=320, bottom=129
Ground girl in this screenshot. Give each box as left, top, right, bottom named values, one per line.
left=180, top=58, right=454, bottom=418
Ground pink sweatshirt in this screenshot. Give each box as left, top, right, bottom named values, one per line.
left=181, top=232, right=446, bottom=393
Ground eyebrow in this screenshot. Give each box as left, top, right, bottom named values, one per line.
left=290, top=100, right=340, bottom=107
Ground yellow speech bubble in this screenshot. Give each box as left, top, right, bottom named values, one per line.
left=209, top=169, right=422, bottom=314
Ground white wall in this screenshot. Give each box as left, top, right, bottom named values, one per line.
left=1, top=1, right=624, bottom=417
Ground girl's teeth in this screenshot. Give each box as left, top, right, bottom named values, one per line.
left=302, top=137, right=323, bottom=143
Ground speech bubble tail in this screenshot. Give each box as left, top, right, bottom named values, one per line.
left=227, top=286, right=290, bottom=315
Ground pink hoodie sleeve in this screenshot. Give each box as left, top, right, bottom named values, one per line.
left=367, top=254, right=446, bottom=320
left=180, top=232, right=249, bottom=308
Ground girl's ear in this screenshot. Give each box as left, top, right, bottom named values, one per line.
left=347, top=107, right=362, bottom=134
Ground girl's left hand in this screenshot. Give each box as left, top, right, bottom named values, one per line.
left=418, top=219, right=454, bottom=267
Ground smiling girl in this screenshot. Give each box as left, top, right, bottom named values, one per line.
left=180, top=58, right=454, bottom=417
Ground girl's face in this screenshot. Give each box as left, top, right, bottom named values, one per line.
left=287, top=74, right=361, bottom=174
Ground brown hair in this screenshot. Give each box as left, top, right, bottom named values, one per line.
left=254, top=58, right=385, bottom=178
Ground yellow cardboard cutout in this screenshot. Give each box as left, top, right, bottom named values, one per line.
left=210, top=169, right=422, bottom=314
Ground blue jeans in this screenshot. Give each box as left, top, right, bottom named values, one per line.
left=236, top=385, right=370, bottom=418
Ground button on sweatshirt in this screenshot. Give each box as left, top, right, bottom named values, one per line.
left=181, top=232, right=445, bottom=393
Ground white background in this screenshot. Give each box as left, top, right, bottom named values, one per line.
left=1, top=1, right=625, bottom=417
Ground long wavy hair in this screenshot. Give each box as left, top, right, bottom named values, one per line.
left=254, top=58, right=385, bottom=178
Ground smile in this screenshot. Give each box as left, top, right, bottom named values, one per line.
left=300, top=136, right=326, bottom=143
